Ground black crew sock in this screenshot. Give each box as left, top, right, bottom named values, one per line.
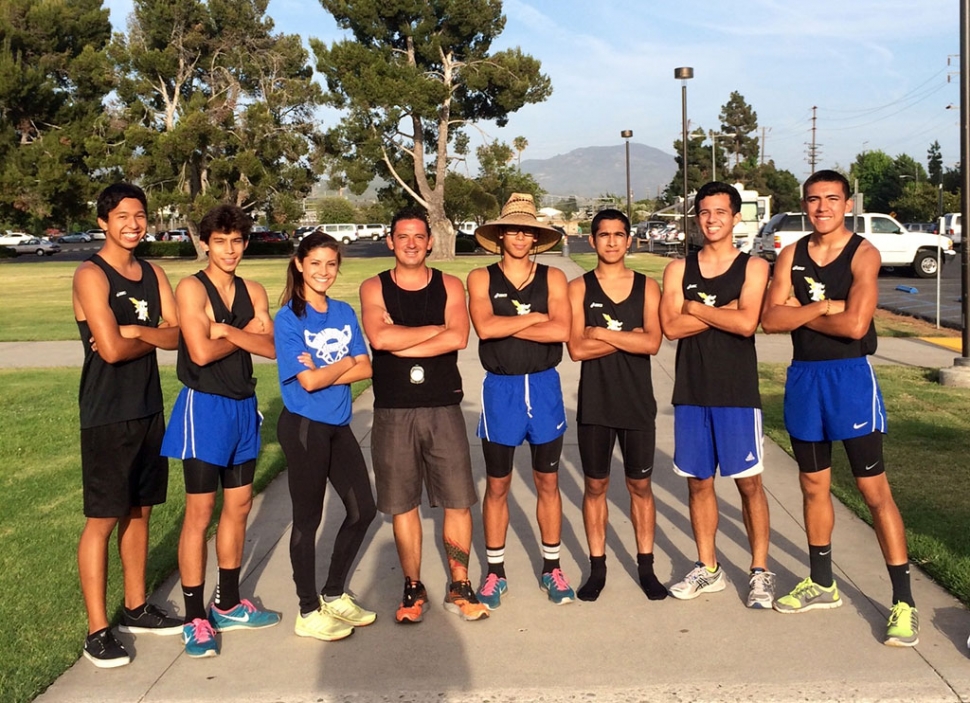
left=577, top=555, right=607, bottom=601
left=541, top=541, right=561, bottom=574
left=214, top=567, right=241, bottom=610
left=887, top=562, right=915, bottom=607
left=637, top=552, right=669, bottom=600
left=182, top=583, right=206, bottom=623
left=486, top=545, right=506, bottom=579
left=808, top=544, right=834, bottom=588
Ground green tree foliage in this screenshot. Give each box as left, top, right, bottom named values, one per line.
left=512, top=135, right=528, bottom=167
left=890, top=182, right=948, bottom=222
left=313, top=196, right=357, bottom=223
left=666, top=128, right=710, bottom=199
left=927, top=140, right=943, bottom=186
left=104, top=0, right=324, bottom=256
left=718, top=91, right=759, bottom=168
left=444, top=171, right=497, bottom=225
left=475, top=139, right=543, bottom=214
left=0, top=0, right=112, bottom=228
left=849, top=150, right=898, bottom=212
left=312, top=0, right=552, bottom=260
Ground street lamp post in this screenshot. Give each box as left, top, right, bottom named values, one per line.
left=621, top=129, right=633, bottom=224
left=675, top=67, right=694, bottom=257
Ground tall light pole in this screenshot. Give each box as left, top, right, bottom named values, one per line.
left=621, top=129, right=633, bottom=223
left=675, top=67, right=694, bottom=256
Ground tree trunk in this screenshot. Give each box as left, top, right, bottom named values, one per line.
left=187, top=221, right=207, bottom=262
left=427, top=198, right=456, bottom=262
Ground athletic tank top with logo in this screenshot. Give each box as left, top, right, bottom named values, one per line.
left=672, top=252, right=761, bottom=408
left=478, top=263, right=563, bottom=375
left=176, top=271, right=256, bottom=399
left=577, top=271, right=656, bottom=429
left=77, top=255, right=164, bottom=429
left=371, top=268, right=463, bottom=408
left=790, top=234, right=877, bottom=361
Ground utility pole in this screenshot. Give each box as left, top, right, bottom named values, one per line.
left=805, top=106, right=821, bottom=172
left=760, top=126, right=771, bottom=166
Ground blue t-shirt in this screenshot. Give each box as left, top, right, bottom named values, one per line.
left=275, top=298, right=368, bottom=426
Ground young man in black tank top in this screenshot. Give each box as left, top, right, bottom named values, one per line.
left=359, top=208, right=488, bottom=623
left=762, top=170, right=918, bottom=646
left=660, top=181, right=774, bottom=609
left=73, top=183, right=182, bottom=667
left=165, top=205, right=280, bottom=657
left=467, top=193, right=575, bottom=607
left=566, top=209, right=668, bottom=602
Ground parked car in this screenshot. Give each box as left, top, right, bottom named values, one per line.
left=85, top=229, right=106, bottom=240
left=159, top=228, right=190, bottom=242
left=755, top=211, right=955, bottom=277
left=357, top=223, right=386, bottom=240
left=56, top=232, right=92, bottom=243
left=944, top=212, right=962, bottom=245
left=9, top=237, right=61, bottom=256
left=0, top=231, right=32, bottom=246
left=250, top=230, right=287, bottom=243
left=294, top=225, right=321, bottom=240
left=904, top=222, right=937, bottom=234
left=318, top=223, right=358, bottom=244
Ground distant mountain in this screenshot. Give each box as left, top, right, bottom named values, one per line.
left=521, top=143, right=677, bottom=201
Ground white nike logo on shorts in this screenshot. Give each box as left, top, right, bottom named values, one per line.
left=853, top=421, right=868, bottom=430
left=556, top=421, right=565, bottom=430
left=865, top=462, right=878, bottom=472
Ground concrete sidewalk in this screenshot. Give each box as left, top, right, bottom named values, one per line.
left=28, top=256, right=970, bottom=702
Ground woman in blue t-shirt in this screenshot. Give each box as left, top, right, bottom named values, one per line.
left=275, top=232, right=377, bottom=642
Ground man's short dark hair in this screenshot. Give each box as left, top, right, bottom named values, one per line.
left=390, top=207, right=431, bottom=236
left=695, top=181, right=741, bottom=215
left=803, top=169, right=851, bottom=200
left=199, top=204, right=253, bottom=243
left=96, top=183, right=148, bottom=221
left=591, top=208, right=630, bottom=235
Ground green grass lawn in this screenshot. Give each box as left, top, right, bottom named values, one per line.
left=0, top=367, right=369, bottom=703
left=0, top=256, right=490, bottom=342
left=760, top=363, right=970, bottom=604
left=4, top=250, right=968, bottom=701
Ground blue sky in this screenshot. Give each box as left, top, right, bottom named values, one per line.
left=106, top=0, right=959, bottom=185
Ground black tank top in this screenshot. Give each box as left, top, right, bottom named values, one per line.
left=371, top=268, right=463, bottom=408
left=77, top=255, right=164, bottom=428
left=577, top=271, right=656, bottom=429
left=176, top=271, right=256, bottom=399
left=672, top=252, right=761, bottom=408
left=478, top=263, right=563, bottom=375
left=790, top=234, right=877, bottom=361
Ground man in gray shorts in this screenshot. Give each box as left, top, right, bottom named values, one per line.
left=359, top=208, right=488, bottom=623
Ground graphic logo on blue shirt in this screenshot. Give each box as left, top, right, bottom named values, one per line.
left=305, top=325, right=353, bottom=364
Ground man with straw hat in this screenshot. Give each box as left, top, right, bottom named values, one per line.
left=466, top=192, right=575, bottom=608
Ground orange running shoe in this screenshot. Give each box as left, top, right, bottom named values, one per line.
left=444, top=579, right=489, bottom=621
left=395, top=577, right=428, bottom=624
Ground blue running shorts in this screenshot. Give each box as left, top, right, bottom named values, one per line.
left=784, top=357, right=886, bottom=442
left=673, top=405, right=764, bottom=480
left=161, top=388, right=261, bottom=467
left=476, top=367, right=567, bottom=447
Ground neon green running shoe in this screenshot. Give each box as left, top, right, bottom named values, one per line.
left=885, top=601, right=919, bottom=647
left=773, top=576, right=842, bottom=613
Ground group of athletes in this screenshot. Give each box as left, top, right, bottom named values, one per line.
left=73, top=168, right=918, bottom=669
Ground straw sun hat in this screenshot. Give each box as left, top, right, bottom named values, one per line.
left=474, top=193, right=563, bottom=255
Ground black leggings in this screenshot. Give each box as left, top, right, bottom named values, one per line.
left=278, top=408, right=377, bottom=614
left=482, top=435, right=564, bottom=478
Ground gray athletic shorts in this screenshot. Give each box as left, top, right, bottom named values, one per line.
left=371, top=405, right=477, bottom=514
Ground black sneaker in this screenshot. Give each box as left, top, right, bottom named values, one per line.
left=83, top=628, right=131, bottom=668
left=118, top=603, right=183, bottom=636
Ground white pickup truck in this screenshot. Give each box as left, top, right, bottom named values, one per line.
left=754, top=212, right=955, bottom=278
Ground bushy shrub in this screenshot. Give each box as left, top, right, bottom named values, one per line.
left=135, top=241, right=196, bottom=257
left=455, top=237, right=479, bottom=254
left=246, top=240, right=294, bottom=256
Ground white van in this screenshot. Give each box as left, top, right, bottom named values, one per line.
left=944, top=212, right=962, bottom=245
left=456, top=221, right=476, bottom=237
left=319, top=223, right=358, bottom=244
